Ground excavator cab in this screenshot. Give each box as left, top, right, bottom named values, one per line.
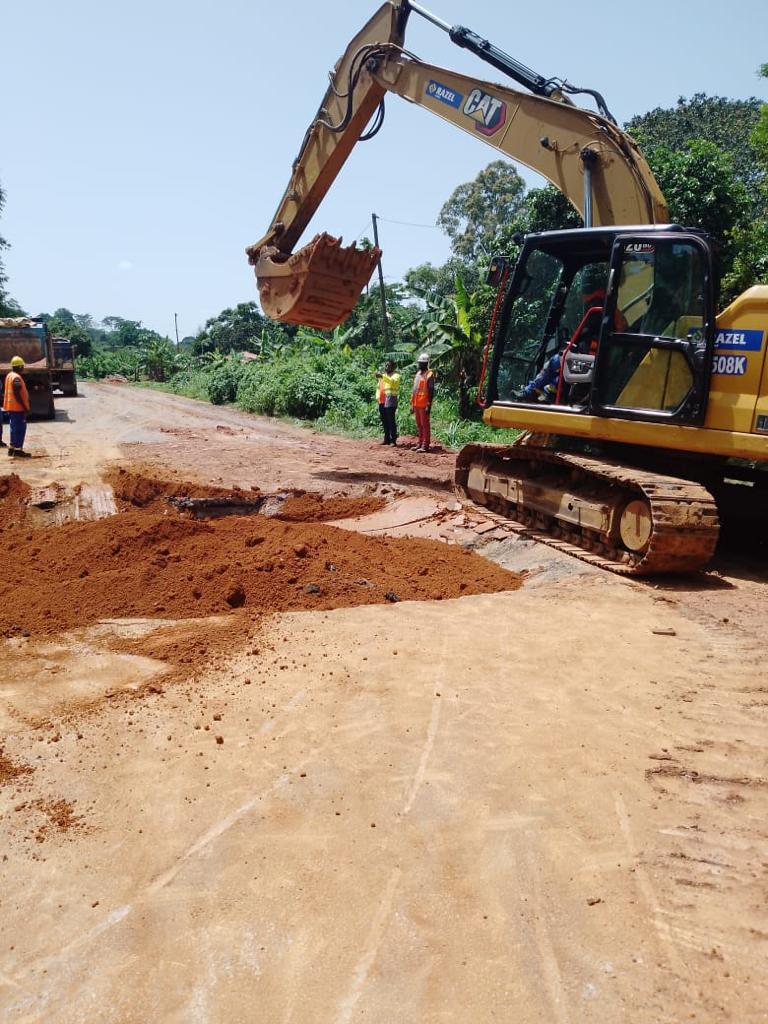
left=487, top=226, right=716, bottom=424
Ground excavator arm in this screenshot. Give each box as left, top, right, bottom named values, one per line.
left=247, top=1, right=668, bottom=329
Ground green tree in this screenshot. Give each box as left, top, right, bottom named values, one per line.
left=193, top=302, right=294, bottom=355
left=645, top=140, right=749, bottom=279
left=647, top=140, right=749, bottom=239
left=752, top=64, right=768, bottom=168
left=342, top=282, right=419, bottom=350
left=723, top=221, right=768, bottom=303
left=52, top=307, right=76, bottom=325
left=46, top=317, right=93, bottom=357
left=729, top=64, right=768, bottom=301
left=139, top=336, right=176, bottom=382
left=437, top=160, right=527, bottom=261
left=626, top=93, right=765, bottom=212
left=102, top=317, right=147, bottom=348
left=415, top=274, right=487, bottom=418
left=525, top=185, right=583, bottom=233
left=0, top=180, right=23, bottom=317
left=73, top=312, right=96, bottom=332
left=404, top=259, right=484, bottom=304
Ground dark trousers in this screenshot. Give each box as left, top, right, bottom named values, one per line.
left=8, top=411, right=27, bottom=450
left=379, top=402, right=398, bottom=444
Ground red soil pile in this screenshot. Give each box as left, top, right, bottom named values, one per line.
left=0, top=474, right=30, bottom=531
left=0, top=510, right=520, bottom=636
left=107, top=467, right=385, bottom=521
left=107, top=466, right=256, bottom=510
left=276, top=490, right=386, bottom=522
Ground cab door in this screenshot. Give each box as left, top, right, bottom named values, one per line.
left=591, top=234, right=716, bottom=424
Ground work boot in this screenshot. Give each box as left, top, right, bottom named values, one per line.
left=0, top=440, right=6, bottom=448
left=7, top=447, right=14, bottom=457
left=11, top=449, right=31, bottom=459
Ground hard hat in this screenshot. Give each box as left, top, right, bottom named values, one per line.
left=10, top=356, right=24, bottom=369
left=418, top=352, right=429, bottom=363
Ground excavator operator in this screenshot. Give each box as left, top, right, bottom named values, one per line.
left=521, top=267, right=608, bottom=403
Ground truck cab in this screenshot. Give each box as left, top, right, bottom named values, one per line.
left=51, top=337, right=79, bottom=397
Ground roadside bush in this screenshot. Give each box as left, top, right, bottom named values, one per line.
left=161, top=368, right=210, bottom=402
left=138, top=343, right=520, bottom=451
left=207, top=359, right=244, bottom=405
left=78, top=347, right=140, bottom=380
left=236, top=350, right=377, bottom=420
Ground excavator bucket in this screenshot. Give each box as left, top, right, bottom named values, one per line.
left=252, top=233, right=381, bottom=330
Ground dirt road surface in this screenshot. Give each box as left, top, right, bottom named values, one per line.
left=1, top=384, right=766, bottom=1023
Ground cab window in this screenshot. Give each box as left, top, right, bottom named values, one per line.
left=594, top=240, right=708, bottom=418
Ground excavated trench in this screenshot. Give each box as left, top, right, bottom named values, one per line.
left=0, top=468, right=521, bottom=641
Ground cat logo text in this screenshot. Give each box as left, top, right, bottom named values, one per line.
left=463, top=88, right=507, bottom=136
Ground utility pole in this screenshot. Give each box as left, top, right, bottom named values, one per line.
left=174, top=312, right=180, bottom=348
left=371, top=213, right=389, bottom=348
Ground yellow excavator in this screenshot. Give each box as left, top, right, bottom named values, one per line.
left=248, top=1, right=768, bottom=575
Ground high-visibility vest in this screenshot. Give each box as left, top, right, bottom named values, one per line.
left=412, top=369, right=433, bottom=409
left=382, top=372, right=400, bottom=398
left=3, top=371, right=29, bottom=412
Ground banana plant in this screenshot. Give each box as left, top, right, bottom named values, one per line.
left=416, top=274, right=484, bottom=418
left=138, top=337, right=176, bottom=382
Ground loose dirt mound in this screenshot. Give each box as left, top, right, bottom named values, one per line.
left=276, top=490, right=386, bottom=522
left=107, top=467, right=386, bottom=522
left=0, top=509, right=519, bottom=636
left=107, top=466, right=256, bottom=510
left=0, top=474, right=31, bottom=531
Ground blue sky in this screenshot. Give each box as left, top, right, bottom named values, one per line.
left=2, top=0, right=766, bottom=339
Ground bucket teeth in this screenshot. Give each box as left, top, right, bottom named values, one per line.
left=253, top=233, right=381, bottom=330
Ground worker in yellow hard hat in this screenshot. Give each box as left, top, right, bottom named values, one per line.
left=3, top=356, right=32, bottom=458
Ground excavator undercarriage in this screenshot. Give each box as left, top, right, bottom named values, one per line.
left=455, top=441, right=720, bottom=575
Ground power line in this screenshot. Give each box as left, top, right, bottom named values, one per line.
left=351, top=220, right=373, bottom=242
left=376, top=217, right=442, bottom=231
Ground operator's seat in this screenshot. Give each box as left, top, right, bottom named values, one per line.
left=560, top=305, right=603, bottom=404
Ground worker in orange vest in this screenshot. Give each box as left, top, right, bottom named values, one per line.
left=411, top=353, right=435, bottom=453
left=3, top=356, right=32, bottom=458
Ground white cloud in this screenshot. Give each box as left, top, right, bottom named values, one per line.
left=118, top=260, right=134, bottom=271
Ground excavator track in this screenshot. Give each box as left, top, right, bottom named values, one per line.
left=455, top=443, right=720, bottom=576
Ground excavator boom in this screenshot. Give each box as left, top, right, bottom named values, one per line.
left=248, top=1, right=667, bottom=329
left=246, top=3, right=408, bottom=329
